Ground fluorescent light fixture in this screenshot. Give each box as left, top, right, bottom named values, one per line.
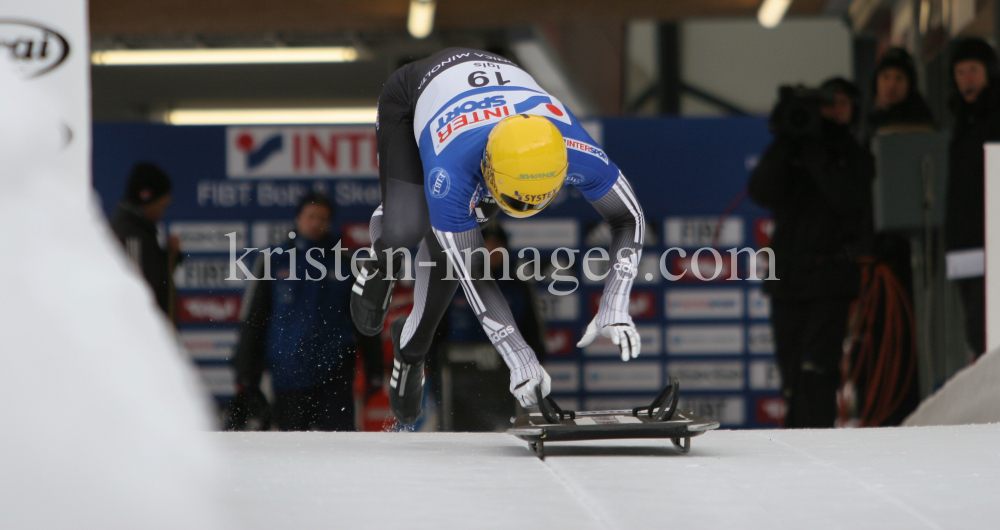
left=161, top=107, right=377, bottom=125
left=757, top=0, right=792, bottom=28
left=91, top=46, right=359, bottom=66
left=408, top=0, right=436, bottom=39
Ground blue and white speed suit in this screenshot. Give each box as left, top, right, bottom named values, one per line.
left=370, top=48, right=645, bottom=393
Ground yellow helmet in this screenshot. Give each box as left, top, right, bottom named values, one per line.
left=481, top=114, right=568, bottom=218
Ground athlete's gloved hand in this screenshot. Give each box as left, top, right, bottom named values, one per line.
left=576, top=319, right=641, bottom=362
left=510, top=363, right=552, bottom=408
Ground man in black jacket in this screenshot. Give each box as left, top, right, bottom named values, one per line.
left=749, top=79, right=875, bottom=428
left=863, top=47, right=935, bottom=145
left=109, top=163, right=181, bottom=317
left=946, top=38, right=999, bottom=359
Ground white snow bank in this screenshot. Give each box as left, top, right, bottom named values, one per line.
left=904, top=346, right=1000, bottom=426
left=0, top=72, right=226, bottom=528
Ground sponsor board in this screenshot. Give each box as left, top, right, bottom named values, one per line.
left=547, top=397, right=581, bottom=412
left=665, top=288, right=744, bottom=320
left=583, top=253, right=660, bottom=285
left=582, top=324, right=661, bottom=356
left=754, top=218, right=774, bottom=248
left=340, top=222, right=372, bottom=249
left=227, top=126, right=378, bottom=178
left=583, top=220, right=658, bottom=248
left=173, top=258, right=249, bottom=289
left=583, top=361, right=662, bottom=392
left=678, top=395, right=746, bottom=426
left=179, top=330, right=239, bottom=361
left=747, top=323, right=774, bottom=354
left=749, top=360, right=781, bottom=390
left=668, top=252, right=734, bottom=282
left=546, top=362, right=580, bottom=393
left=545, top=328, right=576, bottom=356
left=333, top=180, right=382, bottom=208
left=0, top=20, right=70, bottom=79
left=665, top=325, right=744, bottom=355
left=747, top=287, right=771, bottom=318
left=177, top=295, right=241, bottom=323
left=755, top=396, right=785, bottom=425
left=588, top=290, right=656, bottom=320
left=250, top=220, right=296, bottom=248
left=170, top=221, right=247, bottom=253
left=537, top=292, right=580, bottom=322
left=667, top=360, right=744, bottom=391
left=664, top=216, right=744, bottom=247
left=196, top=180, right=337, bottom=208
left=199, top=366, right=237, bottom=397
left=500, top=219, right=578, bottom=249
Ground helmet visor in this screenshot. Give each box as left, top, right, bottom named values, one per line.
left=499, top=192, right=556, bottom=213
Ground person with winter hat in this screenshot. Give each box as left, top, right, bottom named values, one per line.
left=946, top=38, right=1000, bottom=359
left=863, top=47, right=935, bottom=145
left=109, top=162, right=182, bottom=317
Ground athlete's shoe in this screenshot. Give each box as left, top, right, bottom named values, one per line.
left=388, top=316, right=425, bottom=425
left=350, top=251, right=396, bottom=336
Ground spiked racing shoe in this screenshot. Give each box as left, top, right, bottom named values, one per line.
left=388, top=316, right=425, bottom=425
left=350, top=251, right=396, bottom=337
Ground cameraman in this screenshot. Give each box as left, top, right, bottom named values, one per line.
left=749, top=78, right=874, bottom=428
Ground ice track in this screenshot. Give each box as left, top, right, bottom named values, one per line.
left=218, top=424, right=1000, bottom=530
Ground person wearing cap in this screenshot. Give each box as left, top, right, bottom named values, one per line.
left=351, top=48, right=645, bottom=425
left=109, top=162, right=181, bottom=316
left=749, top=77, right=874, bottom=428
left=946, top=38, right=1000, bottom=359
left=864, top=47, right=935, bottom=145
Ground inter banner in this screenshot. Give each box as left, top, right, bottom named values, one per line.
left=1, top=0, right=91, bottom=197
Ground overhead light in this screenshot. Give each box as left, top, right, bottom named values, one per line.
left=757, top=0, right=792, bottom=29
left=160, top=107, right=377, bottom=125
left=91, top=46, right=359, bottom=66
left=408, top=0, right=436, bottom=39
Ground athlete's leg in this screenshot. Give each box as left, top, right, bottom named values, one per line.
left=352, top=64, right=429, bottom=335
left=373, top=63, right=429, bottom=263
left=398, top=236, right=460, bottom=363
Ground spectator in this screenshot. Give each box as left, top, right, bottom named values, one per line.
left=229, top=192, right=383, bottom=431
left=749, top=79, right=875, bottom=427
left=863, top=47, right=935, bottom=145
left=946, top=38, right=999, bottom=358
left=109, top=162, right=181, bottom=317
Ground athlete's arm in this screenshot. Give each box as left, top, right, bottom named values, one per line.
left=432, top=226, right=551, bottom=406
left=576, top=172, right=645, bottom=361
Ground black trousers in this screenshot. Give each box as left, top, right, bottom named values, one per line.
left=372, top=64, right=500, bottom=364
left=956, top=277, right=986, bottom=358
left=373, top=63, right=430, bottom=261
left=770, top=298, right=851, bottom=428
left=272, top=384, right=355, bottom=431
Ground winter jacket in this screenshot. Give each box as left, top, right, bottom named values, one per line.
left=109, top=201, right=178, bottom=314
left=233, top=234, right=382, bottom=393
left=749, top=120, right=875, bottom=299
left=947, top=82, right=1000, bottom=251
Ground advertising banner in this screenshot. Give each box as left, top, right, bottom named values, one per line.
left=1, top=0, right=90, bottom=197
left=93, top=116, right=782, bottom=427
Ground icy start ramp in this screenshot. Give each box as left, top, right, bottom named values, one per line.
left=218, top=425, right=1000, bottom=530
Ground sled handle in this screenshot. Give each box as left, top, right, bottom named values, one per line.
left=632, top=377, right=680, bottom=421
left=536, top=386, right=575, bottom=423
